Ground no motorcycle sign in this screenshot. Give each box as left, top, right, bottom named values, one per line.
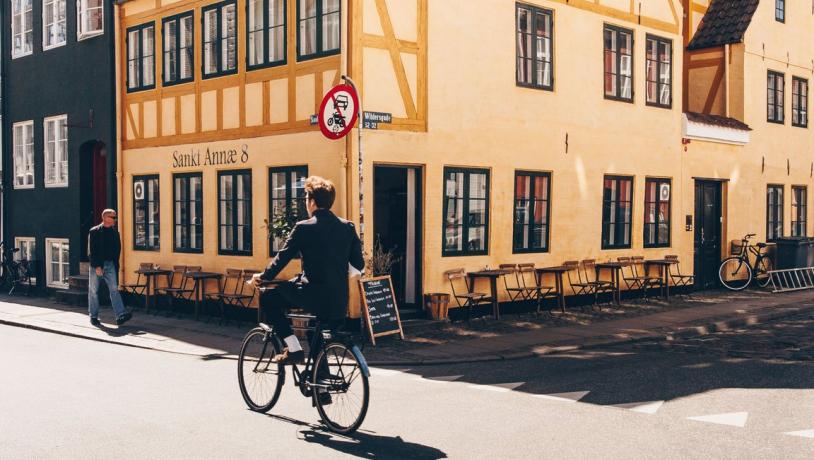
left=318, top=84, right=360, bottom=140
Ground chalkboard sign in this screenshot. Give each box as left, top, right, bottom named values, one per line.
left=358, top=276, right=404, bottom=345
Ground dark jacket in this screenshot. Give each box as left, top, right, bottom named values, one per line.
left=88, top=224, right=121, bottom=270
left=261, top=209, right=364, bottom=318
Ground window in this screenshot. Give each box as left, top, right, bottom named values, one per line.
left=13, top=121, right=34, bottom=189
left=219, top=170, right=252, bottom=255
left=604, top=24, right=633, bottom=102
left=43, top=0, right=67, bottom=50
left=443, top=168, right=489, bottom=256
left=248, top=0, right=287, bottom=68
left=14, top=237, right=37, bottom=283
left=792, top=77, right=808, bottom=128
left=163, top=13, right=194, bottom=85
left=513, top=171, right=550, bottom=253
left=77, top=0, right=104, bottom=39
left=646, top=35, right=672, bottom=108
left=44, top=115, right=68, bottom=187
left=768, top=71, right=785, bottom=123
left=767, top=185, right=784, bottom=241
left=297, top=0, right=340, bottom=60
left=644, top=178, right=671, bottom=248
left=45, top=238, right=69, bottom=289
left=776, top=0, right=785, bottom=22
left=133, top=175, right=160, bottom=250
left=515, top=4, right=553, bottom=90
left=11, top=0, right=33, bottom=58
left=269, top=166, right=307, bottom=253
left=127, top=23, right=156, bottom=91
left=601, top=176, right=633, bottom=249
left=203, top=1, right=238, bottom=78
left=792, top=186, right=807, bottom=237
left=173, top=173, right=203, bottom=253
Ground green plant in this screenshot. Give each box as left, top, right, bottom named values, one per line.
left=366, top=236, right=400, bottom=277
left=263, top=206, right=298, bottom=246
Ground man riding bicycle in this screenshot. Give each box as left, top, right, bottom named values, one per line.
left=251, top=176, right=364, bottom=365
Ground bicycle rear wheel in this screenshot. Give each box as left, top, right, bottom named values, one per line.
left=312, top=342, right=369, bottom=434
left=754, top=256, right=773, bottom=288
left=238, top=327, right=285, bottom=413
left=719, top=257, right=752, bottom=291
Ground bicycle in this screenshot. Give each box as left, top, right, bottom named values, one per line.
left=0, top=241, right=30, bottom=295
left=718, top=233, right=774, bottom=291
left=237, top=297, right=371, bottom=434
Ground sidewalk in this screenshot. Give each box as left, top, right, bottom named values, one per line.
left=1, top=289, right=814, bottom=366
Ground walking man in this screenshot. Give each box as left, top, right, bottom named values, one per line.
left=88, top=209, right=131, bottom=326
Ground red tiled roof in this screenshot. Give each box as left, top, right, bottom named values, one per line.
left=685, top=112, right=752, bottom=131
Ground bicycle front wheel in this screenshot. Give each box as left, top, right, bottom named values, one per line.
left=312, top=342, right=370, bottom=434
left=237, top=328, right=285, bottom=413
left=754, top=256, right=773, bottom=288
left=719, top=257, right=753, bottom=291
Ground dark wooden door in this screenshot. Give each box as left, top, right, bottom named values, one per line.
left=694, top=180, right=722, bottom=289
left=92, top=143, right=107, bottom=221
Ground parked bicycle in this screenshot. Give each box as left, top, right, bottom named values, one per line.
left=0, top=241, right=32, bottom=295
left=237, top=293, right=370, bottom=434
left=718, top=234, right=774, bottom=290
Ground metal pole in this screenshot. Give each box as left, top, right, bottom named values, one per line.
left=341, top=75, right=364, bottom=248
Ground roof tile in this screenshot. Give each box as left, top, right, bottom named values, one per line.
left=687, top=0, right=760, bottom=51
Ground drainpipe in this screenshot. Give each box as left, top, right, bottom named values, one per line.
left=114, top=2, right=125, bottom=282
left=724, top=44, right=730, bottom=118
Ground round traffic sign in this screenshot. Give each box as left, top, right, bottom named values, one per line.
left=318, top=84, right=359, bottom=140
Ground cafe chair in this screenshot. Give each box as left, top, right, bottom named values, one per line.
left=580, top=259, right=615, bottom=308
left=517, top=263, right=556, bottom=315
left=563, top=260, right=596, bottom=303
left=158, top=265, right=200, bottom=317
left=444, top=268, right=491, bottom=323
left=206, top=268, right=258, bottom=325
left=665, top=255, right=694, bottom=294
left=121, top=262, right=154, bottom=308
left=498, top=264, right=527, bottom=302
left=629, top=256, right=662, bottom=300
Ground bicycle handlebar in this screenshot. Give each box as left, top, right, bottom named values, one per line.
left=743, top=233, right=756, bottom=240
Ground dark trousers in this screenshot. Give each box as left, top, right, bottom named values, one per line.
left=259, top=281, right=321, bottom=338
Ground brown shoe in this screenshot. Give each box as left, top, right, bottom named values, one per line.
left=271, top=348, right=305, bottom=365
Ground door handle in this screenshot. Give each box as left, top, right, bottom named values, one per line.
left=701, top=228, right=705, bottom=245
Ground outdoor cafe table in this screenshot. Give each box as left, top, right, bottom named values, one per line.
left=535, top=266, right=569, bottom=312
left=135, top=267, right=172, bottom=313
left=643, top=259, right=677, bottom=300
left=184, top=271, right=224, bottom=320
left=467, top=269, right=512, bottom=319
left=595, top=262, right=625, bottom=305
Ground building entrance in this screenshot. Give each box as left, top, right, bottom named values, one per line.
left=694, top=180, right=723, bottom=289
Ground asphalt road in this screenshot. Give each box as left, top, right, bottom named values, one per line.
left=2, top=314, right=813, bottom=459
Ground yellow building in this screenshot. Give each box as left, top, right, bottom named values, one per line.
left=115, top=0, right=806, bottom=317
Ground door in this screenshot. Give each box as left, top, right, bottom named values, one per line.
left=694, top=180, right=722, bottom=289
left=373, top=166, right=422, bottom=312
left=92, top=143, right=107, bottom=221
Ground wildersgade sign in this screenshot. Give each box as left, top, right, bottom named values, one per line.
left=172, top=144, right=250, bottom=168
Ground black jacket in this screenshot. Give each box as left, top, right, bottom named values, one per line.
left=261, top=209, right=364, bottom=318
left=88, top=224, right=121, bottom=270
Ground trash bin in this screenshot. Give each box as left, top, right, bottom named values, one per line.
left=423, top=293, right=450, bottom=320
left=773, top=237, right=814, bottom=269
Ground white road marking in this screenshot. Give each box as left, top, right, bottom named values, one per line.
left=784, top=429, right=814, bottom=439
left=687, top=412, right=749, bottom=428
left=612, top=400, right=665, bottom=415
left=468, top=382, right=525, bottom=393
left=534, top=391, right=591, bottom=403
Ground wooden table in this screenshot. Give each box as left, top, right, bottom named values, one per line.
left=643, top=259, right=677, bottom=300
left=184, top=271, right=223, bottom=320
left=467, top=269, right=511, bottom=319
left=595, top=262, right=625, bottom=305
left=135, top=268, right=172, bottom=313
left=535, top=266, right=569, bottom=313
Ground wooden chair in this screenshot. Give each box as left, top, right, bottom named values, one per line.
left=563, top=260, right=594, bottom=297
left=158, top=265, right=200, bottom=316
left=518, top=263, right=556, bottom=314
left=498, top=264, right=527, bottom=301
left=665, top=255, right=694, bottom=291
left=581, top=259, right=615, bottom=306
left=444, top=268, right=491, bottom=322
left=121, top=263, right=154, bottom=305
left=630, top=256, right=662, bottom=299
left=206, top=269, right=258, bottom=324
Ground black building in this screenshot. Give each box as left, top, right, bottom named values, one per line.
left=1, top=0, right=116, bottom=290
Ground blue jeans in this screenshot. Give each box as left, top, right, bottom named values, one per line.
left=88, top=261, right=127, bottom=319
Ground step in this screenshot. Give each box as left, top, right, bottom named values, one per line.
left=54, top=289, right=88, bottom=307
left=68, top=275, right=89, bottom=290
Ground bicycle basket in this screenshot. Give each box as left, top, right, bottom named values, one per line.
left=730, top=240, right=745, bottom=256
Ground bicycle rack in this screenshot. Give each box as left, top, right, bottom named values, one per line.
left=768, top=267, right=814, bottom=293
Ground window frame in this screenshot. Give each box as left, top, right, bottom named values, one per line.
left=442, top=167, right=491, bottom=257
left=77, top=0, right=104, bottom=41
left=643, top=177, right=671, bottom=249
left=11, top=0, right=34, bottom=58
left=218, top=169, right=253, bottom=256
left=43, top=0, right=67, bottom=51
left=173, top=172, right=204, bottom=254
left=601, top=175, right=634, bottom=250
left=133, top=174, right=161, bottom=251
left=126, top=22, right=157, bottom=92
left=515, top=3, right=554, bottom=91
left=14, top=237, right=37, bottom=283
left=268, top=165, right=308, bottom=255
left=162, top=11, right=195, bottom=86
left=247, top=0, right=288, bottom=70
left=43, top=114, right=69, bottom=188
left=296, top=0, right=342, bottom=61
left=603, top=23, right=634, bottom=103
left=792, top=185, right=807, bottom=237
left=767, top=184, right=784, bottom=241
left=767, top=70, right=785, bottom=124
left=776, top=0, right=785, bottom=23
left=645, top=34, right=672, bottom=109
left=45, top=238, right=70, bottom=289
left=202, top=0, right=239, bottom=79
left=512, top=170, right=551, bottom=254
left=12, top=120, right=35, bottom=189
left=792, top=76, right=808, bottom=128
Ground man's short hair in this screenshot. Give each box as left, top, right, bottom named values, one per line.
left=101, top=209, right=117, bottom=218
left=305, top=176, right=336, bottom=209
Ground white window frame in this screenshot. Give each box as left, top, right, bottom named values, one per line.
left=43, top=0, right=67, bottom=50
left=13, top=121, right=35, bottom=189
left=14, top=237, right=37, bottom=283
left=45, top=238, right=70, bottom=289
left=77, top=0, right=104, bottom=41
left=44, top=115, right=69, bottom=187
left=11, top=0, right=34, bottom=58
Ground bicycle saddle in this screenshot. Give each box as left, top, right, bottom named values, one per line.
left=756, top=242, right=768, bottom=248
